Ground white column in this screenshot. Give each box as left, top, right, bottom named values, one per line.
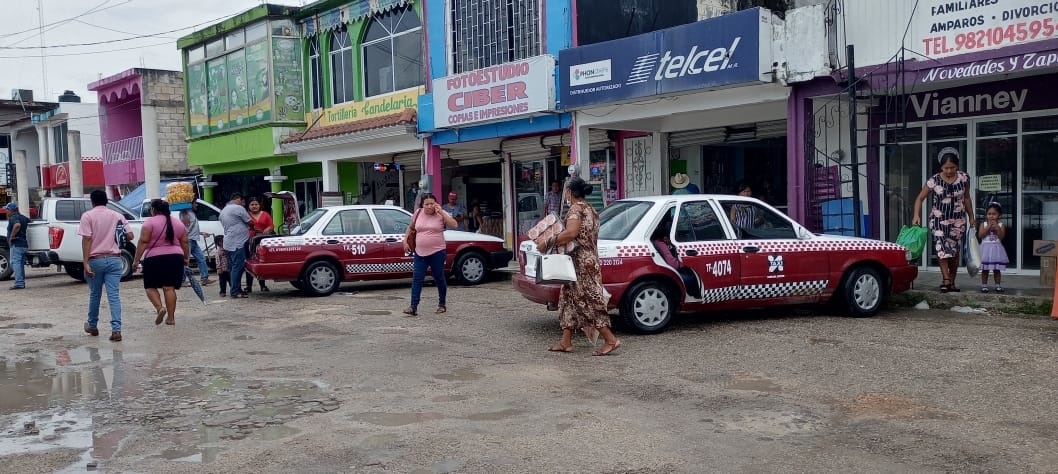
left=14, top=150, right=30, bottom=211
left=573, top=122, right=591, bottom=179
left=321, top=160, right=339, bottom=192
left=68, top=130, right=84, bottom=197
left=141, top=105, right=162, bottom=199
left=35, top=125, right=50, bottom=193
left=41, top=124, right=54, bottom=166
left=501, top=154, right=514, bottom=248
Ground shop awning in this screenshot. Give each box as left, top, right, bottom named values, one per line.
left=281, top=108, right=417, bottom=150
left=301, top=0, right=412, bottom=37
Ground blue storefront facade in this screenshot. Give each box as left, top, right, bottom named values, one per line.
left=417, top=0, right=576, bottom=246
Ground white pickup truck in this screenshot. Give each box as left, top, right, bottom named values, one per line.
left=132, top=199, right=225, bottom=263
left=0, top=198, right=143, bottom=281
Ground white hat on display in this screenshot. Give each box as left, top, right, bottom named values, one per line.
left=670, top=173, right=690, bottom=189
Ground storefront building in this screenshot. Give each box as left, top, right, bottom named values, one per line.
left=1, top=92, right=59, bottom=210
left=282, top=0, right=424, bottom=212
left=178, top=5, right=310, bottom=222
left=559, top=7, right=812, bottom=213
left=418, top=0, right=578, bottom=245
left=88, top=69, right=190, bottom=201
left=791, top=0, right=1058, bottom=273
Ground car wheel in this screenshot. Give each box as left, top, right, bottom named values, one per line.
left=120, top=249, right=135, bottom=281
left=301, top=261, right=341, bottom=297
left=842, top=266, right=885, bottom=317
left=453, top=252, right=487, bottom=285
left=619, top=281, right=675, bottom=334
left=0, top=247, right=11, bottom=281
left=65, top=263, right=86, bottom=282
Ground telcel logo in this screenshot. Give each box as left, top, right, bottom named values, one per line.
left=627, top=37, right=741, bottom=85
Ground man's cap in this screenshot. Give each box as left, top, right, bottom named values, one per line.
left=448, top=191, right=458, bottom=198
left=4, top=202, right=17, bottom=212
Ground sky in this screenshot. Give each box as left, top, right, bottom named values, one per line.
left=0, top=0, right=304, bottom=104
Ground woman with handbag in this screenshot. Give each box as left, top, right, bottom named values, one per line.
left=534, top=178, right=621, bottom=356
left=403, top=193, right=457, bottom=316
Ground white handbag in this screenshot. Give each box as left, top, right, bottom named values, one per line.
left=536, top=254, right=577, bottom=284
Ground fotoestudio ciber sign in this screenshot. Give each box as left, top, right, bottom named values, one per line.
left=913, top=0, right=1058, bottom=59
left=433, top=55, right=556, bottom=128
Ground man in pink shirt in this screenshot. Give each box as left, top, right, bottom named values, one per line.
left=78, top=190, right=133, bottom=341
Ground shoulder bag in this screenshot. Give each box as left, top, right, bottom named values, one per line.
left=404, top=210, right=421, bottom=254
left=536, top=253, right=577, bottom=284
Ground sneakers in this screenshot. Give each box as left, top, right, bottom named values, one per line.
left=995, top=286, right=1004, bottom=293
left=980, top=286, right=989, bottom=293
left=9, top=285, right=25, bottom=290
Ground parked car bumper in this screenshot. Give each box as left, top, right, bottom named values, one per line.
left=245, top=260, right=302, bottom=281
left=891, top=264, right=919, bottom=293
left=489, top=250, right=513, bottom=269
left=512, top=272, right=561, bottom=305
left=26, top=250, right=60, bottom=268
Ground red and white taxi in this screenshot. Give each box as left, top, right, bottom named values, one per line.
left=513, top=195, right=917, bottom=333
left=247, top=205, right=513, bottom=296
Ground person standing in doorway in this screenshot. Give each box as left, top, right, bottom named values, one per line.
left=912, top=148, right=976, bottom=293
left=405, top=182, right=420, bottom=212
left=5, top=202, right=30, bottom=290
left=181, top=201, right=214, bottom=285
left=442, top=191, right=467, bottom=231
left=544, top=181, right=562, bottom=216
left=244, top=197, right=272, bottom=293
left=78, top=190, right=133, bottom=342
left=220, top=193, right=253, bottom=299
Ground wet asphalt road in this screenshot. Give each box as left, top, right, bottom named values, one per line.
left=2, top=268, right=1058, bottom=473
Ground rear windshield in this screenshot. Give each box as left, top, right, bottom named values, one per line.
left=598, top=201, right=652, bottom=241
left=290, top=208, right=326, bottom=236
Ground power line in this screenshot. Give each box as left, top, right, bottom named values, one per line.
left=73, top=19, right=178, bottom=39
left=1, top=0, right=127, bottom=46
left=0, top=39, right=174, bottom=59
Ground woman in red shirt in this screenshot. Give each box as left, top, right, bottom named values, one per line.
left=402, top=193, right=457, bottom=316
left=245, top=197, right=273, bottom=293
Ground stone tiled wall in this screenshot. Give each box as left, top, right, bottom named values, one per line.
left=142, top=70, right=190, bottom=175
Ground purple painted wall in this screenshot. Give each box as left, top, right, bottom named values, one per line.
left=89, top=70, right=145, bottom=185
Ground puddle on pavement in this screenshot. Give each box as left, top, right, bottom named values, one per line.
left=0, top=323, right=54, bottom=329
left=358, top=310, right=392, bottom=316
left=433, top=368, right=484, bottom=382
left=0, top=348, right=338, bottom=466
left=351, top=412, right=444, bottom=426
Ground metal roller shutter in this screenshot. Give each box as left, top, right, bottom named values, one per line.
left=756, top=120, right=787, bottom=139
left=668, top=120, right=787, bottom=149
left=392, top=151, right=423, bottom=172
left=505, top=135, right=559, bottom=162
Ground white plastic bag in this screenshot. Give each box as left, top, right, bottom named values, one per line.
left=536, top=254, right=577, bottom=284
left=965, top=213, right=981, bottom=278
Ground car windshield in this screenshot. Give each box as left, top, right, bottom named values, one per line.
left=289, top=208, right=326, bottom=236
left=598, top=201, right=653, bottom=241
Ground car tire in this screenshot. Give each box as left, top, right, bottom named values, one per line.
left=120, top=248, right=136, bottom=281
left=453, top=252, right=487, bottom=285
left=65, top=263, right=86, bottom=282
left=619, top=280, right=675, bottom=334
left=301, top=260, right=341, bottom=297
left=0, top=247, right=11, bottom=281
left=290, top=281, right=304, bottom=290
left=841, top=266, right=885, bottom=317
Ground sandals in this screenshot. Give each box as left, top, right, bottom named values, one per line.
left=155, top=308, right=166, bottom=325
left=436, top=306, right=447, bottom=314
left=592, top=340, right=622, bottom=357
left=547, top=343, right=573, bottom=353
left=402, top=306, right=418, bottom=316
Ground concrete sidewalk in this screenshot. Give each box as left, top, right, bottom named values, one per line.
left=899, top=270, right=1055, bottom=316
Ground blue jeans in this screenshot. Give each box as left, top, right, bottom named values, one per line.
left=86, top=256, right=123, bottom=332
left=228, top=246, right=247, bottom=297
left=10, top=246, right=27, bottom=288
left=410, top=249, right=446, bottom=309
left=189, top=240, right=209, bottom=280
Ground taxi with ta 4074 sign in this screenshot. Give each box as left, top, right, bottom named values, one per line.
left=247, top=205, right=512, bottom=296
left=513, top=195, right=918, bottom=334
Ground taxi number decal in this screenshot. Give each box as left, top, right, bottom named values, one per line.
left=343, top=244, right=368, bottom=255
left=600, top=258, right=625, bottom=266
left=706, top=259, right=733, bottom=277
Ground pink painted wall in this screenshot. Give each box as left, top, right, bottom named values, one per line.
left=90, top=70, right=145, bottom=185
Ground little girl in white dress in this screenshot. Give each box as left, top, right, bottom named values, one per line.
left=978, top=202, right=1010, bottom=293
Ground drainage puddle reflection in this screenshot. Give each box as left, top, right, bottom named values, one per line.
left=0, top=348, right=337, bottom=467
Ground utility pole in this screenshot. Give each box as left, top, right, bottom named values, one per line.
left=37, top=0, right=48, bottom=99
left=847, top=44, right=861, bottom=237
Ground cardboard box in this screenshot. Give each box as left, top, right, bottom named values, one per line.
left=1042, top=256, right=1056, bottom=288
left=1033, top=240, right=1058, bottom=257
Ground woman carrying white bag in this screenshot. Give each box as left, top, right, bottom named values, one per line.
left=533, top=178, right=622, bottom=356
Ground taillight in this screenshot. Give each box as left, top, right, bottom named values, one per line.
left=517, top=250, right=525, bottom=269
left=49, top=226, right=64, bottom=249
left=255, top=245, right=267, bottom=262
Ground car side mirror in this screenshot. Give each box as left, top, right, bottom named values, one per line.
left=797, top=227, right=814, bottom=240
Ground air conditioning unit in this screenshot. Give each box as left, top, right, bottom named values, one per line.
left=11, top=89, right=33, bottom=102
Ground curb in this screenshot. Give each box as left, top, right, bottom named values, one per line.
left=892, top=290, right=1054, bottom=316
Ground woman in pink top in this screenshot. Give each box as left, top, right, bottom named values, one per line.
left=132, top=200, right=189, bottom=326
left=402, top=193, right=457, bottom=316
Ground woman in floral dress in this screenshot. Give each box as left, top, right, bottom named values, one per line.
left=534, top=178, right=621, bottom=356
left=912, top=148, right=976, bottom=292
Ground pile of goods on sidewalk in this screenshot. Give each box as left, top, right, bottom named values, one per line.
left=166, top=182, right=196, bottom=211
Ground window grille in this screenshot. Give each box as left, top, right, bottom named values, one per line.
left=450, top=0, right=540, bottom=74
left=330, top=27, right=355, bottom=105
left=309, top=37, right=324, bottom=110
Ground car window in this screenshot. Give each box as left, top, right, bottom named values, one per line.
left=598, top=201, right=652, bottom=241
left=290, top=208, right=326, bottom=236
left=720, top=201, right=796, bottom=240
left=673, top=201, right=726, bottom=242
left=140, top=202, right=151, bottom=219
left=106, top=203, right=136, bottom=220
left=323, top=209, right=375, bottom=235
left=372, top=208, right=411, bottom=234
left=195, top=202, right=220, bottom=221
left=54, top=200, right=86, bottom=221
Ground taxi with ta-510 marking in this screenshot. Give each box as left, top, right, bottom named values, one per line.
left=514, top=195, right=917, bottom=334
left=247, top=205, right=512, bottom=296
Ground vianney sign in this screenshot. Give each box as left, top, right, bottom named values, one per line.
left=305, top=87, right=423, bottom=128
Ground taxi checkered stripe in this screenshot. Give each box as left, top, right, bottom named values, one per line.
left=346, top=262, right=413, bottom=274
left=677, top=240, right=903, bottom=257
left=700, top=280, right=828, bottom=303
left=615, top=245, right=653, bottom=257
left=258, top=235, right=395, bottom=247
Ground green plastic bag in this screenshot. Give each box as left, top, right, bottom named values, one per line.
left=895, top=225, right=928, bottom=260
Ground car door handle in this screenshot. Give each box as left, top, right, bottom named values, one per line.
left=327, top=239, right=339, bottom=245
left=742, top=246, right=760, bottom=253
left=385, top=238, right=399, bottom=243
left=684, top=249, right=699, bottom=257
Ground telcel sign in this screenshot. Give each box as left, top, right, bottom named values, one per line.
left=559, top=8, right=773, bottom=109
left=433, top=55, right=557, bottom=128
